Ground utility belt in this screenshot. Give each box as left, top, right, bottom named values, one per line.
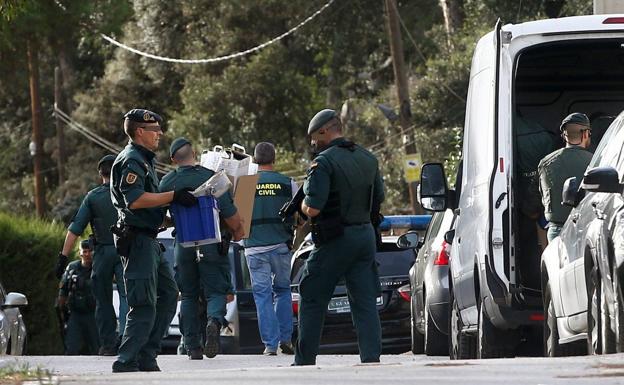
left=111, top=223, right=159, bottom=258
left=311, top=216, right=373, bottom=245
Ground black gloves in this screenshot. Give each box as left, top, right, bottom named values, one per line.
left=55, top=253, right=68, bottom=279
left=173, top=188, right=198, bottom=207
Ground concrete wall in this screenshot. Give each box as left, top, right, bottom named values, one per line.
left=594, top=0, right=624, bottom=14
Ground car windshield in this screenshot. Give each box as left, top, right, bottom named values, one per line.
left=375, top=242, right=415, bottom=277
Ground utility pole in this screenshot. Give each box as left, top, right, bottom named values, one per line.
left=27, top=39, right=46, bottom=218
left=384, top=0, right=421, bottom=214
left=54, top=67, right=66, bottom=185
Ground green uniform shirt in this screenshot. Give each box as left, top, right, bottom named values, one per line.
left=59, top=260, right=96, bottom=313
left=244, top=170, right=294, bottom=248
left=111, top=142, right=164, bottom=231
left=68, top=184, right=117, bottom=245
left=538, top=145, right=593, bottom=224
left=159, top=165, right=237, bottom=256
left=304, top=137, right=384, bottom=223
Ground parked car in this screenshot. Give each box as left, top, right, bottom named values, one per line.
left=541, top=110, right=624, bottom=357
left=0, top=281, right=28, bottom=355
left=419, top=15, right=624, bottom=359
left=410, top=208, right=455, bottom=355
left=113, top=228, right=265, bottom=354
left=290, top=215, right=431, bottom=354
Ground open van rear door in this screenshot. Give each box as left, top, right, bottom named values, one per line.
left=488, top=19, right=515, bottom=305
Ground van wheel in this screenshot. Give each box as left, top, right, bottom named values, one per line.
left=544, top=284, right=585, bottom=357
left=448, top=288, right=475, bottom=359
left=587, top=265, right=615, bottom=354
left=424, top=294, right=447, bottom=356
left=477, top=298, right=515, bottom=359
left=410, top=300, right=424, bottom=354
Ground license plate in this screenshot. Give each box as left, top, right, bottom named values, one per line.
left=327, top=296, right=383, bottom=314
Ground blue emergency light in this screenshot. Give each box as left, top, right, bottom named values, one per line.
left=379, top=215, right=432, bottom=232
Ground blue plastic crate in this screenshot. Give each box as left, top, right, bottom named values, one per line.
left=170, top=195, right=221, bottom=247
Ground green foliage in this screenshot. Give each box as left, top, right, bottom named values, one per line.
left=0, top=212, right=67, bottom=354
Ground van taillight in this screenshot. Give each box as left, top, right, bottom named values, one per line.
left=433, top=240, right=451, bottom=266
left=603, top=17, right=624, bottom=24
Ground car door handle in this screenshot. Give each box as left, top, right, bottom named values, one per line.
left=571, top=213, right=579, bottom=223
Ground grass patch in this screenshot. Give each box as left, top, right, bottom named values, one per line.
left=0, top=362, right=53, bottom=384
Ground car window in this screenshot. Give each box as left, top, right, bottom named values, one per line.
left=376, top=243, right=416, bottom=276
left=0, top=283, right=5, bottom=304
left=590, top=113, right=624, bottom=168
left=239, top=250, right=252, bottom=290
left=160, top=238, right=175, bottom=276
left=425, top=212, right=444, bottom=245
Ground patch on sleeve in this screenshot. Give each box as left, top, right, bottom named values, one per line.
left=126, top=173, right=138, bottom=184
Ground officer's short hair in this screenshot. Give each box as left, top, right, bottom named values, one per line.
left=124, top=120, right=142, bottom=139
left=99, top=163, right=112, bottom=178
left=254, top=142, right=276, bottom=165
left=324, top=117, right=342, bottom=133
left=564, top=123, right=589, bottom=142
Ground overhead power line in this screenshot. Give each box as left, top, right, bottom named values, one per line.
left=101, top=0, right=336, bottom=64
left=54, top=107, right=174, bottom=174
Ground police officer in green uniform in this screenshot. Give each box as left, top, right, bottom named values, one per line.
left=244, top=142, right=298, bottom=356
left=159, top=137, right=244, bottom=360
left=110, top=109, right=197, bottom=373
left=294, top=109, right=385, bottom=365
left=58, top=154, right=128, bottom=356
left=539, top=112, right=593, bottom=242
left=58, top=240, right=99, bottom=355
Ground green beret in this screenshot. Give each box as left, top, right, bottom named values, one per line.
left=308, top=109, right=337, bottom=135
left=170, top=137, right=191, bottom=158
left=80, top=239, right=93, bottom=250
left=97, top=154, right=116, bottom=170
left=123, top=108, right=163, bottom=124
left=560, top=112, right=590, bottom=132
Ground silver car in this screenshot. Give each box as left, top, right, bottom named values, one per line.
left=0, top=282, right=28, bottom=355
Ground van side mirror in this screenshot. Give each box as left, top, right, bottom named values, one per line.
left=419, top=163, right=449, bottom=212
left=397, top=231, right=420, bottom=249
left=2, top=292, right=28, bottom=308
left=581, top=166, right=623, bottom=194
left=562, top=177, right=580, bottom=207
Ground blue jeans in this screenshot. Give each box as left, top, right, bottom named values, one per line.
left=246, top=245, right=293, bottom=349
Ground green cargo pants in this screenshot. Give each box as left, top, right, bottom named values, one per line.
left=294, top=224, right=382, bottom=365
left=115, top=234, right=178, bottom=367
left=174, top=244, right=231, bottom=350
left=65, top=311, right=99, bottom=355
left=92, top=243, right=128, bottom=350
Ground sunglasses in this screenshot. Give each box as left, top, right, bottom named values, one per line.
left=140, top=125, right=163, bottom=133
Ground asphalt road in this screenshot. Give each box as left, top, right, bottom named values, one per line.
left=3, top=353, right=624, bottom=384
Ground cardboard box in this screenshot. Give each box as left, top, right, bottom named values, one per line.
left=233, top=174, right=259, bottom=238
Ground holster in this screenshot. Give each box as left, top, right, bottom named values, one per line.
left=218, top=231, right=232, bottom=256
left=310, top=216, right=344, bottom=245
left=111, top=223, right=133, bottom=258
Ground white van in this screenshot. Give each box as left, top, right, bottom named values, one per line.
left=419, top=15, right=624, bottom=359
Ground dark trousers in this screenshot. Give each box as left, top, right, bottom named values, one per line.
left=115, top=234, right=178, bottom=366
left=175, top=248, right=231, bottom=350
left=65, top=311, right=99, bottom=355
left=92, top=244, right=128, bottom=349
left=295, top=224, right=381, bottom=365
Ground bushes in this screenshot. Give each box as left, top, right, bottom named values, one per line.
left=0, top=212, right=67, bottom=355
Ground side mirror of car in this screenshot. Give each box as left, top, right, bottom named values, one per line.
left=419, top=163, right=449, bottom=212
left=2, top=292, right=28, bottom=308
left=444, top=229, right=456, bottom=245
left=581, top=166, right=623, bottom=194
left=397, top=231, right=420, bottom=249
left=562, top=177, right=580, bottom=207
